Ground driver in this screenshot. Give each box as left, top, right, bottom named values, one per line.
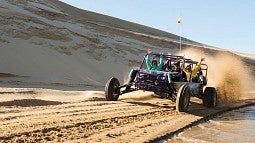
left=171, top=60, right=183, bottom=81
left=171, top=60, right=181, bottom=72
left=145, top=49, right=164, bottom=71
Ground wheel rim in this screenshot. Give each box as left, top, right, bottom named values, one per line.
left=176, top=85, right=190, bottom=112
left=112, top=83, right=119, bottom=98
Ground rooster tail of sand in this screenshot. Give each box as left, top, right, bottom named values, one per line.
left=180, top=48, right=254, bottom=103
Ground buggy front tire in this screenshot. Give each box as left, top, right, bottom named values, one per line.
left=203, top=87, right=217, bottom=107
left=105, top=77, right=120, bottom=101
left=176, top=84, right=190, bottom=112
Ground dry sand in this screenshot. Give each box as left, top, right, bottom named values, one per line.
left=0, top=0, right=255, bottom=142
left=1, top=48, right=254, bottom=142
left=0, top=88, right=254, bottom=143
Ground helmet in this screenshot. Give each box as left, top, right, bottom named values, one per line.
left=151, top=59, right=158, bottom=66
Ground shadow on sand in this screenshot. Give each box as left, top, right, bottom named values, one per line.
left=0, top=99, right=62, bottom=107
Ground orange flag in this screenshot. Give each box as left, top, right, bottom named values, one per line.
left=177, top=17, right=182, bottom=24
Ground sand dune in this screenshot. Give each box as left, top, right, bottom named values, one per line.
left=0, top=0, right=255, bottom=142
left=1, top=0, right=253, bottom=90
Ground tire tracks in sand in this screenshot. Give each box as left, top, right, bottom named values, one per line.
left=0, top=90, right=254, bottom=143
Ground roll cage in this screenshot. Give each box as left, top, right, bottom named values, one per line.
left=138, top=53, right=208, bottom=82
left=105, top=52, right=217, bottom=112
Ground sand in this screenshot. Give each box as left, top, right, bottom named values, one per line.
left=0, top=88, right=254, bottom=142
left=0, top=0, right=255, bottom=142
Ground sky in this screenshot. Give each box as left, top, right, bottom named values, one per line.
left=60, top=0, right=255, bottom=54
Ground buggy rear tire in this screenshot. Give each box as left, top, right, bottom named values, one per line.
left=176, top=84, right=190, bottom=112
left=203, top=87, right=217, bottom=107
left=105, top=77, right=120, bottom=101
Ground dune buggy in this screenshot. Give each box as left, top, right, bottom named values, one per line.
left=105, top=53, right=217, bottom=112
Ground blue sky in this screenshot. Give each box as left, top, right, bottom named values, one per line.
left=60, top=0, right=255, bottom=54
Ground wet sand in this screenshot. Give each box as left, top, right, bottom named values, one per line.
left=167, top=106, right=255, bottom=143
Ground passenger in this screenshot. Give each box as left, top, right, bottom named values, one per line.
left=171, top=60, right=182, bottom=81
left=183, top=58, right=205, bottom=82
left=145, top=49, right=164, bottom=71
left=126, top=49, right=163, bottom=90
left=171, top=60, right=181, bottom=73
